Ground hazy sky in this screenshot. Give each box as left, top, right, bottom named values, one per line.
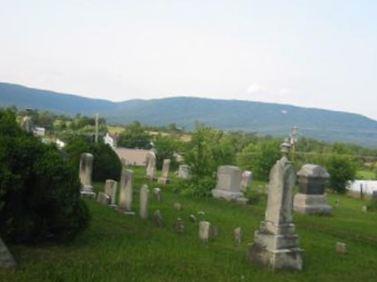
left=1, top=1, right=376, bottom=119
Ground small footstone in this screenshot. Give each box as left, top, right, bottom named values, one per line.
left=199, top=221, right=211, bottom=242
left=234, top=227, right=242, bottom=245
left=173, top=202, right=182, bottom=211
left=362, top=206, right=368, bottom=212
left=153, top=188, right=162, bottom=202
left=336, top=242, right=347, bottom=254
left=97, top=192, right=111, bottom=205
left=174, top=218, right=185, bottom=233
left=189, top=214, right=197, bottom=223
left=153, top=210, right=164, bottom=227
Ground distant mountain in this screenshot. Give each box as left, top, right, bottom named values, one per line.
left=1, top=82, right=377, bottom=147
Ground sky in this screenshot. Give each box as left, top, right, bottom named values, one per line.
left=0, top=0, right=376, bottom=119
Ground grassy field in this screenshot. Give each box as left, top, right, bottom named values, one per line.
left=1, top=167, right=377, bottom=282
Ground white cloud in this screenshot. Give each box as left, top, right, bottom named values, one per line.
left=246, top=83, right=266, bottom=94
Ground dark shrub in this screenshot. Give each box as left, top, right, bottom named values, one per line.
left=0, top=110, right=89, bottom=243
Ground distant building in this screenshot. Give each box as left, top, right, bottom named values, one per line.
left=103, top=132, right=118, bottom=149
left=33, top=127, right=46, bottom=137
left=115, top=148, right=150, bottom=166
left=348, top=180, right=377, bottom=195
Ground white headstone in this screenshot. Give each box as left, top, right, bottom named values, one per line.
left=145, top=150, right=157, bottom=180
left=158, top=159, right=171, bottom=184
left=119, top=168, right=133, bottom=212
left=79, top=153, right=95, bottom=198
left=211, top=166, right=248, bottom=203
left=104, top=179, right=118, bottom=206
left=153, top=187, right=162, bottom=202
left=178, top=164, right=191, bottom=179
left=241, top=171, right=252, bottom=192
left=139, top=185, right=149, bottom=219
left=97, top=192, right=111, bottom=205
left=199, top=221, right=211, bottom=242
left=248, top=142, right=303, bottom=271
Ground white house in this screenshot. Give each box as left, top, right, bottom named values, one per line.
left=348, top=180, right=377, bottom=195
left=103, top=132, right=118, bottom=149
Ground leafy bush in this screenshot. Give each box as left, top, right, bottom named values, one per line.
left=118, top=121, right=151, bottom=149
left=64, top=137, right=122, bottom=182
left=154, top=134, right=181, bottom=170
left=237, top=140, right=281, bottom=181
left=0, top=110, right=89, bottom=243
left=179, top=176, right=216, bottom=198
left=325, top=154, right=357, bottom=193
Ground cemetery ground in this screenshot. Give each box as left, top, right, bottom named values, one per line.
left=1, top=168, right=377, bottom=282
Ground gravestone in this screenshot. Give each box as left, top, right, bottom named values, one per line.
left=104, top=179, right=118, bottom=207
left=153, top=188, right=162, bottom=202
left=145, top=150, right=157, bottom=180
left=174, top=202, right=182, bottom=211
left=211, top=166, right=248, bottom=204
left=336, top=242, right=347, bottom=254
left=153, top=210, right=164, bottom=227
left=79, top=153, right=96, bottom=198
left=241, top=171, right=252, bottom=192
left=0, top=237, right=16, bottom=268
left=178, top=164, right=191, bottom=180
left=97, top=192, right=111, bottom=205
left=234, top=227, right=242, bottom=245
left=139, top=185, right=149, bottom=219
left=199, top=221, right=211, bottom=242
left=21, top=115, right=33, bottom=133
left=158, top=159, right=171, bottom=184
left=174, top=218, right=185, bottom=233
left=119, top=168, right=134, bottom=214
left=248, top=140, right=303, bottom=271
left=189, top=214, right=197, bottom=223
left=294, top=164, right=332, bottom=215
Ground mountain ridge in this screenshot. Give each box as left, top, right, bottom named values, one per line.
left=1, top=82, right=376, bottom=147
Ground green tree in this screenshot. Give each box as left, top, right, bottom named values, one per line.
left=237, top=140, right=281, bottom=181
left=325, top=154, right=357, bottom=193
left=0, top=110, right=89, bottom=243
left=154, top=134, right=181, bottom=169
left=118, top=121, right=151, bottom=149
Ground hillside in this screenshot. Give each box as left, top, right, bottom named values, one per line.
left=1, top=82, right=377, bottom=147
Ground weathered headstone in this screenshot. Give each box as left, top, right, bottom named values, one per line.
left=336, top=242, right=347, bottom=254
left=158, top=159, right=171, bottom=184
left=234, top=227, right=242, bottom=245
left=173, top=202, right=182, bottom=211
left=119, top=168, right=134, bottom=214
left=153, top=210, right=164, bottom=227
left=139, top=185, right=149, bottom=219
left=153, top=187, right=162, bottom=202
left=104, top=179, right=118, bottom=207
left=294, top=164, right=332, bottom=215
left=241, top=171, right=252, bottom=192
left=211, top=166, right=248, bottom=204
left=145, top=150, right=157, bottom=180
left=199, top=221, right=211, bottom=242
left=79, top=153, right=96, bottom=198
left=174, top=218, right=185, bottom=233
left=248, top=140, right=303, bottom=271
left=178, top=164, right=191, bottom=180
left=0, top=237, right=16, bottom=268
left=97, top=192, right=111, bottom=205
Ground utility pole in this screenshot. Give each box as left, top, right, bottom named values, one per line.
left=290, top=126, right=298, bottom=161
left=95, top=113, right=99, bottom=143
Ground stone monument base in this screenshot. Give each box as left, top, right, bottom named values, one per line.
left=80, top=186, right=96, bottom=198
left=211, top=189, right=248, bottom=204
left=248, top=223, right=303, bottom=271
left=293, top=193, right=332, bottom=215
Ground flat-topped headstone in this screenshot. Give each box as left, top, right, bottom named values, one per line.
left=119, top=168, right=134, bottom=213
left=211, top=165, right=248, bottom=203
left=158, top=159, right=171, bottom=184
left=199, top=221, right=211, bottom=242
left=248, top=140, right=303, bottom=271
left=104, top=179, right=118, bottom=207
left=79, top=153, right=96, bottom=198
left=294, top=164, right=332, bottom=215
left=241, top=171, right=252, bottom=192
left=139, top=185, right=149, bottom=219
left=145, top=150, right=157, bottom=180
left=0, top=237, right=16, bottom=268
left=178, top=164, right=191, bottom=180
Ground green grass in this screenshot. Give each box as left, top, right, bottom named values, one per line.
left=356, top=169, right=376, bottom=180
left=1, top=167, right=377, bottom=281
